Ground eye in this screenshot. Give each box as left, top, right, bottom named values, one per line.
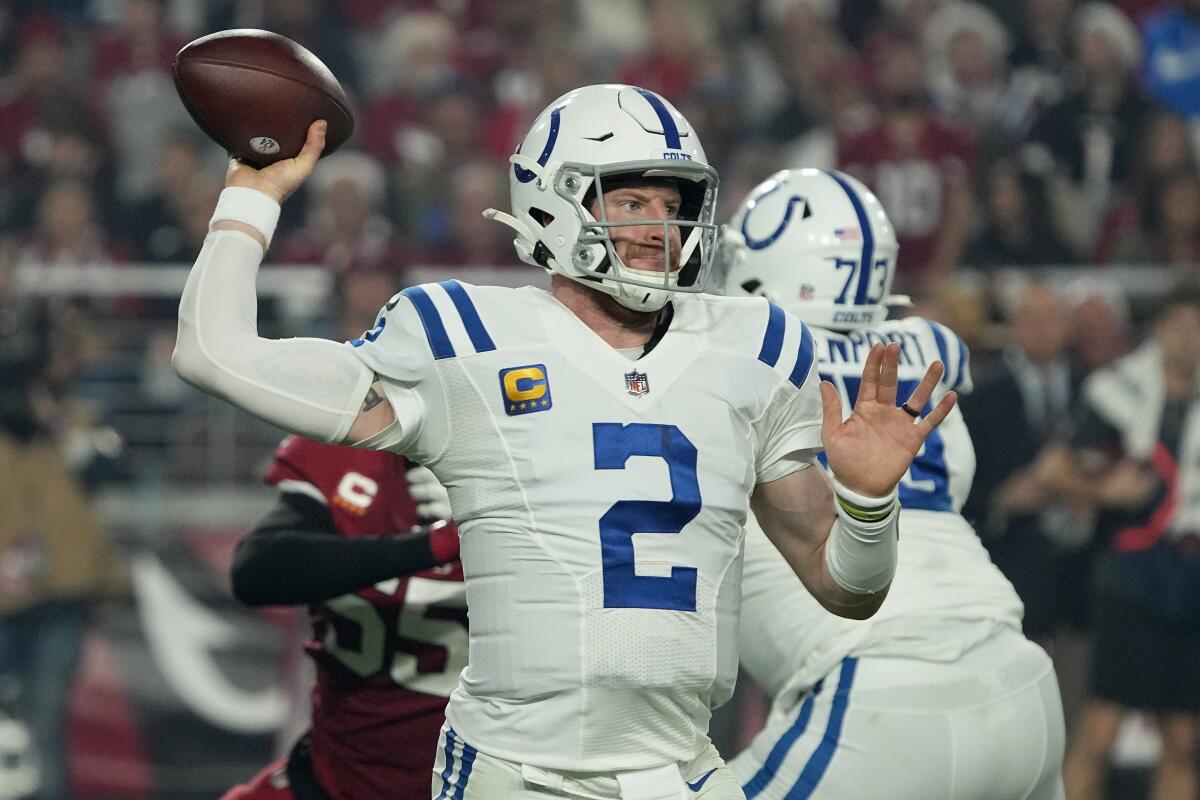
left=621, top=199, right=641, bottom=212
left=666, top=204, right=680, bottom=218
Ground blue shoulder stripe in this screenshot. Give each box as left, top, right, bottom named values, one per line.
left=403, top=286, right=455, bottom=360
left=440, top=280, right=496, bottom=353
left=757, top=302, right=786, bottom=367
left=955, top=335, right=969, bottom=389
left=924, top=319, right=950, bottom=377
left=787, top=322, right=816, bottom=388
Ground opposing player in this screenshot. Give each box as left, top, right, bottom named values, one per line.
left=719, top=168, right=1065, bottom=799
left=221, top=435, right=463, bottom=800
left=173, top=85, right=954, bottom=798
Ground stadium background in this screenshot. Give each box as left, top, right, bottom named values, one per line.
left=0, top=0, right=1197, bottom=797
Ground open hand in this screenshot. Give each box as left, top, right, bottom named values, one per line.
left=822, top=342, right=957, bottom=497
left=225, top=119, right=327, bottom=203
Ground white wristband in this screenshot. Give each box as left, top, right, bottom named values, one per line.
left=210, top=187, right=281, bottom=249
left=824, top=473, right=899, bottom=595
left=829, top=474, right=898, bottom=522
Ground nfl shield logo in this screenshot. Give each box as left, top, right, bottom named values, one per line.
left=624, top=370, right=650, bottom=396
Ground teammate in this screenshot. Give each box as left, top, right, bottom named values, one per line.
left=719, top=168, right=1066, bottom=800
left=221, top=435, right=463, bottom=800
left=173, top=85, right=955, bottom=799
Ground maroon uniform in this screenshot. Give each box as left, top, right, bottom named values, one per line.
left=224, top=436, right=466, bottom=800
left=837, top=117, right=974, bottom=278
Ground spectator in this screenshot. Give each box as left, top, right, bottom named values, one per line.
left=419, top=160, right=512, bottom=267
left=1041, top=285, right=1200, bottom=800
left=1143, top=0, right=1200, bottom=140
left=90, top=0, right=192, bottom=202
left=117, top=128, right=222, bottom=262
left=961, top=280, right=1090, bottom=642
left=615, top=0, right=711, bottom=101
left=838, top=30, right=976, bottom=294
left=923, top=2, right=1024, bottom=143
left=275, top=150, right=406, bottom=275
left=1110, top=171, right=1200, bottom=269
left=1066, top=278, right=1136, bottom=375
left=361, top=9, right=459, bottom=167
left=966, top=158, right=1078, bottom=268
left=1027, top=3, right=1152, bottom=251
left=18, top=178, right=130, bottom=269
left=0, top=239, right=125, bottom=800
left=1094, top=110, right=1199, bottom=263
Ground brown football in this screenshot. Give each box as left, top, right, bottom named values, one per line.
left=172, top=29, right=354, bottom=167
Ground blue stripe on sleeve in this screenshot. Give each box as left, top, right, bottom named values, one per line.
left=786, top=658, right=858, bottom=800
left=742, top=679, right=825, bottom=799
left=633, top=87, right=682, bottom=149
left=441, top=280, right=496, bottom=353
left=924, top=319, right=950, bottom=376
left=403, top=286, right=456, bottom=360
left=955, top=335, right=969, bottom=390
left=787, top=322, right=816, bottom=388
left=757, top=302, right=786, bottom=367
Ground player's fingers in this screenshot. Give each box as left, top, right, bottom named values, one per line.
left=917, top=390, right=957, bottom=434
left=903, top=359, right=945, bottom=412
left=876, top=342, right=900, bottom=405
left=857, top=343, right=884, bottom=404
left=294, top=119, right=327, bottom=171
left=820, top=380, right=842, bottom=441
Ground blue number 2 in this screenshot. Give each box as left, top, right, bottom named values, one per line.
left=592, top=423, right=701, bottom=611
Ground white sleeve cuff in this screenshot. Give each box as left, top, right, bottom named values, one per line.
left=210, top=186, right=281, bottom=248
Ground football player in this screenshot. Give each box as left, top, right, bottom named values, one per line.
left=173, top=85, right=954, bottom=799
left=221, top=436, right=463, bottom=800
left=719, top=168, right=1066, bottom=800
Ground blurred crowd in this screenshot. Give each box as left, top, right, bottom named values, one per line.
left=4, top=0, right=1200, bottom=290
left=4, top=0, right=1200, bottom=797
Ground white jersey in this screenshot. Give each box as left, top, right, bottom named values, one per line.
left=738, top=316, right=1025, bottom=706
left=347, top=281, right=824, bottom=771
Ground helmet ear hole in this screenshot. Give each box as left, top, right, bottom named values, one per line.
left=529, top=207, right=555, bottom=227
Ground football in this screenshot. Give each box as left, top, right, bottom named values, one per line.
left=172, top=29, right=354, bottom=167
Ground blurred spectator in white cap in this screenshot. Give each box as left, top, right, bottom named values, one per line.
left=275, top=150, right=406, bottom=275
left=923, top=1, right=1048, bottom=152
left=1026, top=2, right=1151, bottom=255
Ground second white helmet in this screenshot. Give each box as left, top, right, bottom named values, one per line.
left=486, top=84, right=720, bottom=312
left=722, top=168, right=905, bottom=329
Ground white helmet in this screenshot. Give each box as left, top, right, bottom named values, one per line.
left=485, top=84, right=719, bottom=312
left=721, top=168, right=906, bottom=330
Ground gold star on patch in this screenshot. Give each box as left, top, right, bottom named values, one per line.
left=541, top=399, right=549, bottom=406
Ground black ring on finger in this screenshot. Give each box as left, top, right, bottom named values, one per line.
left=901, top=402, right=920, bottom=418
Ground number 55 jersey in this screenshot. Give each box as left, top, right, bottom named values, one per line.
left=262, top=435, right=467, bottom=800
left=347, top=281, right=823, bottom=771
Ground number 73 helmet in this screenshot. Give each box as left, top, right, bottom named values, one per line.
left=719, top=168, right=907, bottom=330
left=485, top=84, right=720, bottom=312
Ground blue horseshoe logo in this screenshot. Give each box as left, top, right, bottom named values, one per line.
left=514, top=106, right=564, bottom=184
left=741, top=186, right=809, bottom=250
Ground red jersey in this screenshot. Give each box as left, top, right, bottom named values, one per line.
left=837, top=115, right=974, bottom=278
left=263, top=436, right=466, bottom=800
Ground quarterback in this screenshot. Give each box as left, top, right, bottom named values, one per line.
left=174, top=86, right=953, bottom=799
left=721, top=169, right=1065, bottom=800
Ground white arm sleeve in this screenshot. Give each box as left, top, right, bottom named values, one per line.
left=173, top=230, right=374, bottom=443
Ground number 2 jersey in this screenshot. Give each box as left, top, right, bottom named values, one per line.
left=347, top=282, right=824, bottom=771
left=738, top=317, right=1025, bottom=708
left=263, top=435, right=466, bottom=800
